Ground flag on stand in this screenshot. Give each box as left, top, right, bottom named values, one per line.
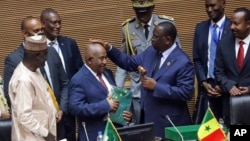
left=197, top=107, right=226, bottom=141
left=103, top=118, right=122, bottom=141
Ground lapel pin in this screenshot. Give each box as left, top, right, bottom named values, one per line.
left=167, top=61, right=171, bottom=66
left=154, top=21, right=158, bottom=25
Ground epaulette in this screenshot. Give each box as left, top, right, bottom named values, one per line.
left=158, top=15, right=174, bottom=21
left=122, top=17, right=135, bottom=26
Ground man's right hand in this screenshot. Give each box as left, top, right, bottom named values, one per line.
left=202, top=81, right=221, bottom=97
left=106, top=96, right=119, bottom=112
left=1, top=111, right=11, bottom=119
left=230, top=86, right=242, bottom=96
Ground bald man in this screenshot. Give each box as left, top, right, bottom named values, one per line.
left=68, top=43, right=132, bottom=141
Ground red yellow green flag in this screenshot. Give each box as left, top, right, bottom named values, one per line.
left=103, top=118, right=122, bottom=141
left=197, top=107, right=226, bottom=141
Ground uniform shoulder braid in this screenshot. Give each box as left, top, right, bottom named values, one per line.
left=158, top=15, right=174, bottom=21
left=122, top=17, right=135, bottom=26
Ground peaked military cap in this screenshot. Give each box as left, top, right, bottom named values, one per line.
left=132, top=0, right=155, bottom=13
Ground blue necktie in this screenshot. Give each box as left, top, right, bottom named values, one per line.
left=208, top=24, right=218, bottom=78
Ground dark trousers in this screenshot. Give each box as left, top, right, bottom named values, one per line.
left=64, top=114, right=77, bottom=141
left=192, top=79, right=223, bottom=124
left=132, top=98, right=141, bottom=124
left=57, top=117, right=66, bottom=140
left=0, top=119, right=11, bottom=141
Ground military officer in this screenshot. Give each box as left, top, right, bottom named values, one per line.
left=115, top=0, right=182, bottom=124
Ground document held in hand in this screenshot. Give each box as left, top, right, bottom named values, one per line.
left=110, top=87, right=132, bottom=126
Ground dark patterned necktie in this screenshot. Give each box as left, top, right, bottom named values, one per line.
left=144, top=24, right=149, bottom=39
left=152, top=53, right=162, bottom=76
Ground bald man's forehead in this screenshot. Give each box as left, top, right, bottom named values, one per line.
left=86, top=44, right=105, bottom=53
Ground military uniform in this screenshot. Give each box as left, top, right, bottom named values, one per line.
left=115, top=13, right=182, bottom=124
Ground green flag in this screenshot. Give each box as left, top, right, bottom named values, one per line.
left=103, top=118, right=122, bottom=141
left=110, top=87, right=132, bottom=126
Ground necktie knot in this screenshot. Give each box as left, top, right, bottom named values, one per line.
left=48, top=42, right=55, bottom=47
left=213, top=23, right=218, bottom=28
left=97, top=73, right=102, bottom=78
left=239, top=41, right=245, bottom=46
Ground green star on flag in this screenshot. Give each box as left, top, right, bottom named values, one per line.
left=197, top=107, right=226, bottom=141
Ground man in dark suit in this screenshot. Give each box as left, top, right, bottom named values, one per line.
left=215, top=7, right=250, bottom=126
left=68, top=43, right=132, bottom=141
left=92, top=21, right=194, bottom=139
left=40, top=8, right=84, bottom=141
left=3, top=16, right=68, bottom=140
left=40, top=8, right=83, bottom=79
left=192, top=0, right=232, bottom=123
left=115, top=0, right=181, bottom=125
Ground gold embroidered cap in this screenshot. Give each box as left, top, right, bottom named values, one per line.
left=132, top=0, right=155, bottom=13
left=24, top=35, right=47, bottom=51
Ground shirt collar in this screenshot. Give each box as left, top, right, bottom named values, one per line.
left=85, top=64, right=98, bottom=77
left=141, top=15, right=153, bottom=27
left=211, top=15, right=226, bottom=28
left=237, top=33, right=250, bottom=46
left=162, top=43, right=177, bottom=60
left=47, top=38, right=58, bottom=46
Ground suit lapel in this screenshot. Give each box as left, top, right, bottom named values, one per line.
left=57, top=36, right=68, bottom=70
left=221, top=18, right=231, bottom=39
left=19, top=44, right=24, bottom=59
left=83, top=66, right=108, bottom=94
left=203, top=20, right=210, bottom=55
left=46, top=48, right=56, bottom=88
left=103, top=70, right=115, bottom=86
left=242, top=43, right=250, bottom=72
left=227, top=39, right=239, bottom=72
left=153, top=47, right=179, bottom=80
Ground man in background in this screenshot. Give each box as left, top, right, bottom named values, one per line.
left=115, top=0, right=182, bottom=124
left=9, top=35, right=56, bottom=141
left=40, top=8, right=84, bottom=141
left=192, top=0, right=232, bottom=123
left=68, top=43, right=132, bottom=141
left=215, top=7, right=250, bottom=126
left=4, top=16, right=68, bottom=140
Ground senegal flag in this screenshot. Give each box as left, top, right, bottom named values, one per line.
left=197, top=107, right=226, bottom=141
left=103, top=118, right=122, bottom=141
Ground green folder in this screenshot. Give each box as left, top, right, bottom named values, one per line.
left=110, top=87, right=132, bottom=126
left=165, top=124, right=200, bottom=141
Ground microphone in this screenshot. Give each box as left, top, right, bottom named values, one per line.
left=165, top=115, right=184, bottom=141
left=82, top=122, right=90, bottom=141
